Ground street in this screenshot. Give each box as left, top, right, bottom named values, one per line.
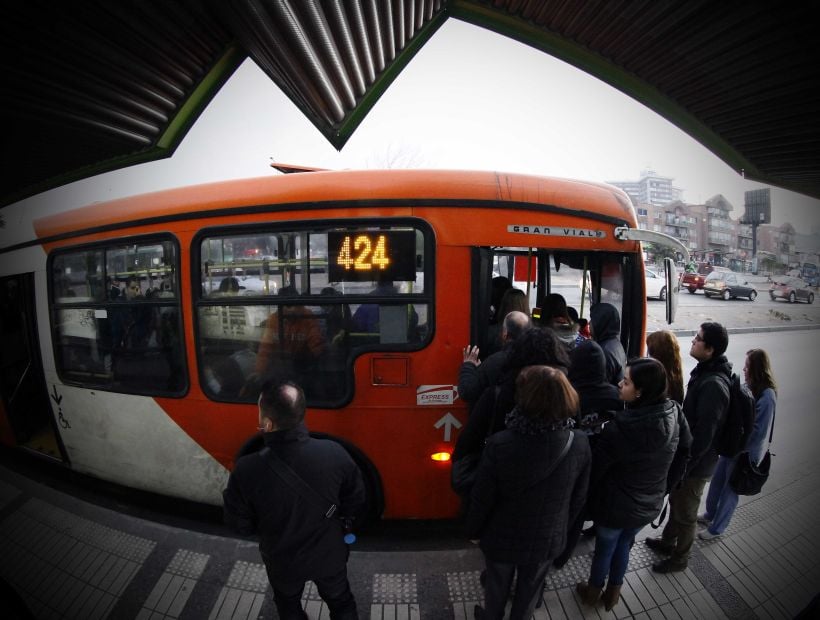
left=646, top=278, right=820, bottom=334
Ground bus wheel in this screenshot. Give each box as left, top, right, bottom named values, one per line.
left=235, top=431, right=384, bottom=527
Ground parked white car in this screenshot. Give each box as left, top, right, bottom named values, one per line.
left=645, top=268, right=668, bottom=300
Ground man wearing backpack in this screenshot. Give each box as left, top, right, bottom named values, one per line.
left=647, top=322, right=732, bottom=573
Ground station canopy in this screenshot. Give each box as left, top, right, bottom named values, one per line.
left=2, top=0, right=819, bottom=207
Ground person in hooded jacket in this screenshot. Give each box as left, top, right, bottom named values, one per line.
left=589, top=303, right=627, bottom=386
left=568, top=340, right=622, bottom=437
left=576, top=358, right=691, bottom=611
left=468, top=365, right=591, bottom=620
left=552, top=340, right=623, bottom=568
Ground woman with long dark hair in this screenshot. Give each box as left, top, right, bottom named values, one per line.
left=699, top=349, right=777, bottom=539
left=577, top=357, right=690, bottom=611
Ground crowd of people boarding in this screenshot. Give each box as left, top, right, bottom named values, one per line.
left=453, top=279, right=777, bottom=619
left=219, top=276, right=777, bottom=620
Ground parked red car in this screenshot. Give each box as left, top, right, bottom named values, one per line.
left=769, top=277, right=815, bottom=304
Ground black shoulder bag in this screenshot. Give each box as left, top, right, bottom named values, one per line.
left=729, top=407, right=775, bottom=496
left=259, top=447, right=338, bottom=519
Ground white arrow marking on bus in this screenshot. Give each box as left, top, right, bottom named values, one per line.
left=434, top=413, right=462, bottom=442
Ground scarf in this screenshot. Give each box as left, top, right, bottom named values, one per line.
left=505, top=407, right=575, bottom=436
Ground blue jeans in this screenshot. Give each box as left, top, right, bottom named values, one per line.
left=704, top=455, right=739, bottom=535
left=588, top=525, right=642, bottom=587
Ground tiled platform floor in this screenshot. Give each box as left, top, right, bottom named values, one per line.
left=1, top=466, right=818, bottom=619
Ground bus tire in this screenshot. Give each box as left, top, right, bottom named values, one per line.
left=235, top=432, right=385, bottom=527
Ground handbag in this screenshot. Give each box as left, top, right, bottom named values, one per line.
left=729, top=407, right=775, bottom=496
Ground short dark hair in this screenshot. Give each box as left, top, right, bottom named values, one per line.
left=515, top=365, right=579, bottom=423
left=259, top=381, right=306, bottom=429
left=700, top=322, right=728, bottom=357
left=506, top=326, right=570, bottom=374
left=626, top=357, right=668, bottom=407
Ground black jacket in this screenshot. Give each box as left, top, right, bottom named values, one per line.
left=457, top=348, right=510, bottom=408
left=452, top=368, right=517, bottom=461
left=587, top=399, right=690, bottom=528
left=682, top=354, right=732, bottom=478
left=223, top=424, right=365, bottom=582
left=568, top=340, right=622, bottom=429
left=589, top=303, right=627, bottom=386
left=466, top=428, right=591, bottom=565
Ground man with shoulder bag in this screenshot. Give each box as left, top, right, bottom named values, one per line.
left=223, top=381, right=365, bottom=619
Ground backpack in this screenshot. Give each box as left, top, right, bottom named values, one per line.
left=715, top=373, right=755, bottom=458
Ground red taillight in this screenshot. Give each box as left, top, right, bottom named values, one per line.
left=431, top=452, right=451, bottom=462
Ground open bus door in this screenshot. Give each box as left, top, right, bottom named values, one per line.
left=0, top=274, right=65, bottom=461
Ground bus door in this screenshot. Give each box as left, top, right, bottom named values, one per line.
left=472, top=248, right=638, bottom=358
left=0, top=274, right=65, bottom=461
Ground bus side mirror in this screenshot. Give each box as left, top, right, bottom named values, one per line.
left=664, top=257, right=678, bottom=324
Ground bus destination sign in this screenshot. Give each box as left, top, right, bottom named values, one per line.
left=328, top=230, right=417, bottom=282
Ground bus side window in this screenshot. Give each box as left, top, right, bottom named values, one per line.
left=50, top=238, right=186, bottom=395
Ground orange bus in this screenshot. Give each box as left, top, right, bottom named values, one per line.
left=0, top=168, right=683, bottom=520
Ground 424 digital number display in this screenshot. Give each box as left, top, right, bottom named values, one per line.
left=328, top=230, right=417, bottom=282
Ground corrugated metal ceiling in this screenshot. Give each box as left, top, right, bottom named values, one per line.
left=1, top=0, right=818, bottom=208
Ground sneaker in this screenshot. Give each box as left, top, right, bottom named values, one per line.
left=652, top=558, right=688, bottom=573
left=697, top=513, right=711, bottom=525
left=698, top=530, right=721, bottom=541
left=645, top=537, right=675, bottom=554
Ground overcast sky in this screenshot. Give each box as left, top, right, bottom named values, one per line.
left=7, top=19, right=819, bottom=241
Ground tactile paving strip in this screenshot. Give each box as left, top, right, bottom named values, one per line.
left=225, top=560, right=268, bottom=593
left=446, top=570, right=482, bottom=602
left=166, top=549, right=209, bottom=579
left=372, top=573, right=418, bottom=604
left=22, top=498, right=155, bottom=562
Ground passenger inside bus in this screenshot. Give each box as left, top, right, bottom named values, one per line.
left=539, top=293, right=582, bottom=350
left=251, top=285, right=325, bottom=391
left=484, top=288, right=528, bottom=358
left=216, top=276, right=243, bottom=295
left=350, top=275, right=419, bottom=345
left=489, top=276, right=512, bottom=325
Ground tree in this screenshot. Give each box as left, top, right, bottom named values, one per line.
left=644, top=242, right=678, bottom=265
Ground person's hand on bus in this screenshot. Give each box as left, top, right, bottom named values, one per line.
left=462, top=345, right=481, bottom=366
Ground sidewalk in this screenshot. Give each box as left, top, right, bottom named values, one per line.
left=1, top=458, right=818, bottom=619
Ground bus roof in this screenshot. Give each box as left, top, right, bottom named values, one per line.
left=34, top=169, right=635, bottom=241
